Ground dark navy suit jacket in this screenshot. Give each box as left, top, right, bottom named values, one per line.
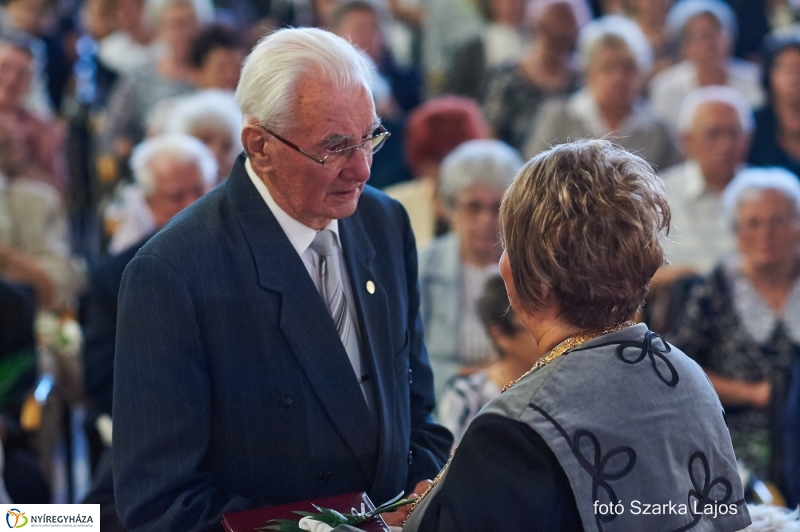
left=112, top=156, right=452, bottom=531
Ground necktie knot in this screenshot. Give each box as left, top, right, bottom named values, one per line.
left=310, top=229, right=336, bottom=257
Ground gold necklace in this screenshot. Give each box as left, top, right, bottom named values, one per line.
left=502, top=321, right=636, bottom=392
left=406, top=320, right=636, bottom=523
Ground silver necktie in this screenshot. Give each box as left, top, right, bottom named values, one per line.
left=310, top=230, right=374, bottom=413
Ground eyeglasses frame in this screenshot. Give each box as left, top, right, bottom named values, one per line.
left=258, top=124, right=390, bottom=168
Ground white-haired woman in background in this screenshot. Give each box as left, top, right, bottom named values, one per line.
left=671, top=167, right=800, bottom=495
left=100, top=0, right=214, bottom=166
left=106, top=133, right=217, bottom=254
left=419, top=139, right=524, bottom=403
left=523, top=14, right=678, bottom=170
left=650, top=0, right=764, bottom=131
left=165, top=90, right=242, bottom=183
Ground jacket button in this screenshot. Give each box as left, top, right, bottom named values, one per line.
left=279, top=397, right=294, bottom=410
left=408, top=450, right=413, bottom=466
left=408, top=368, right=413, bottom=385
left=318, top=470, right=331, bottom=483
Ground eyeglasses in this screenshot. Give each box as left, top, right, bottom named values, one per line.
left=259, top=124, right=390, bottom=169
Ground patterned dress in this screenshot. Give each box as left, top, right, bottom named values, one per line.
left=670, top=260, right=800, bottom=486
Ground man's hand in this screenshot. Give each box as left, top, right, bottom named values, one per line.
left=380, top=480, right=433, bottom=526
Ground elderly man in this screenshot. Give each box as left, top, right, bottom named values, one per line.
left=107, top=132, right=217, bottom=253
left=112, top=28, right=452, bottom=532
left=658, top=85, right=753, bottom=281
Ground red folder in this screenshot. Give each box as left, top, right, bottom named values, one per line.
left=221, top=492, right=390, bottom=532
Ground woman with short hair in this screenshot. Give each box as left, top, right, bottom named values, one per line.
left=419, top=139, right=523, bottom=402
left=404, top=139, right=750, bottom=532
left=671, top=166, right=800, bottom=497
left=523, top=15, right=677, bottom=170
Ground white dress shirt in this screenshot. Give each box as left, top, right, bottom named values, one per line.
left=245, top=160, right=371, bottom=407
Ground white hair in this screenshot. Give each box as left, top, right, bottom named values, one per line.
left=677, top=85, right=754, bottom=134
left=130, top=133, right=218, bottom=196
left=666, top=0, right=737, bottom=42
left=440, top=139, right=524, bottom=210
left=578, top=15, right=653, bottom=75
left=235, top=27, right=375, bottom=133
left=744, top=504, right=800, bottom=532
left=144, top=0, right=215, bottom=29
left=165, top=90, right=243, bottom=153
left=722, top=166, right=800, bottom=224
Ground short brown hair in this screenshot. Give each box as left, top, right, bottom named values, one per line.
left=500, top=139, right=670, bottom=329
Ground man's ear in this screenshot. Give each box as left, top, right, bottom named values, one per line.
left=242, top=124, right=271, bottom=170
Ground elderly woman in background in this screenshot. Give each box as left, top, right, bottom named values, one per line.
left=164, top=89, right=242, bottom=182
left=437, top=275, right=539, bottom=449
left=419, top=139, right=523, bottom=403
left=481, top=0, right=589, bottom=152
left=650, top=0, right=763, bottom=131
left=405, top=139, right=749, bottom=532
left=100, top=0, right=213, bottom=166
left=671, top=167, right=800, bottom=496
left=523, top=15, right=677, bottom=170
left=384, top=96, right=488, bottom=249
left=748, top=34, right=800, bottom=177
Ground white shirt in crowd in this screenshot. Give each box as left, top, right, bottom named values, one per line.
left=660, top=160, right=737, bottom=274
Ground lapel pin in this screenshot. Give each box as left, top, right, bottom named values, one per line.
left=366, top=280, right=375, bottom=294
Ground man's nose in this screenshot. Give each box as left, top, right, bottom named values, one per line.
left=344, top=145, right=372, bottom=182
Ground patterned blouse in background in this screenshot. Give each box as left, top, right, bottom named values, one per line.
left=437, top=369, right=500, bottom=451
left=481, top=63, right=578, bottom=152
left=669, top=259, right=800, bottom=487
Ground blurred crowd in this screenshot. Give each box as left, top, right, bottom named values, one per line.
left=2, top=0, right=800, bottom=524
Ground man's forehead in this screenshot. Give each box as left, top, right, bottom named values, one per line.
left=693, top=101, right=742, bottom=128
left=293, top=79, right=376, bottom=133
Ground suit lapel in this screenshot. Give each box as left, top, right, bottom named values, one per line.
left=339, top=212, right=399, bottom=496
left=225, top=158, right=378, bottom=477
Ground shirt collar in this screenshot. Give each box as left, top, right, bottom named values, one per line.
left=245, top=158, right=339, bottom=255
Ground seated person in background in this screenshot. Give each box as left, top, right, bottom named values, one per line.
left=748, top=34, right=800, bottom=177
left=0, top=122, right=84, bottom=310
left=331, top=0, right=423, bottom=113
left=404, top=139, right=750, bottom=532
left=670, top=167, right=800, bottom=496
left=419, top=139, right=523, bottom=403
left=481, top=0, right=588, bottom=152
left=437, top=274, right=539, bottom=449
left=650, top=0, right=764, bottom=131
left=97, top=0, right=156, bottom=76
left=189, top=23, right=244, bottom=92
left=444, top=0, right=528, bottom=100
left=106, top=133, right=216, bottom=254
left=628, top=0, right=676, bottom=82
left=524, top=15, right=678, bottom=171
left=0, top=37, right=68, bottom=199
left=164, top=89, right=242, bottom=183
left=99, top=0, right=212, bottom=167
left=658, top=85, right=753, bottom=282
left=384, top=96, right=488, bottom=248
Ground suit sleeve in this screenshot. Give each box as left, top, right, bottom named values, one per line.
left=401, top=206, right=454, bottom=492
left=112, top=252, right=257, bottom=532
